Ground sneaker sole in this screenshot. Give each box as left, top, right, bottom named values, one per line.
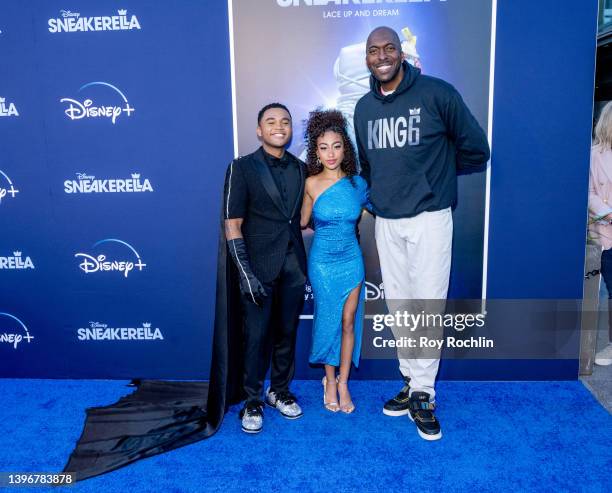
left=382, top=408, right=410, bottom=417
left=416, top=428, right=442, bottom=441
left=241, top=426, right=262, bottom=434
left=265, top=400, right=303, bottom=419
left=595, top=359, right=612, bottom=366
left=408, top=412, right=442, bottom=441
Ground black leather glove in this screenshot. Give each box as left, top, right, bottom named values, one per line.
left=227, top=238, right=267, bottom=305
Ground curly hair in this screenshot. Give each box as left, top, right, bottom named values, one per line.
left=304, top=109, right=358, bottom=184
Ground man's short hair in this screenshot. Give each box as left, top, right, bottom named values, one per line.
left=366, top=26, right=401, bottom=50
left=257, top=103, right=292, bottom=125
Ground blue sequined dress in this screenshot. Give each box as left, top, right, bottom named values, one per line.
left=308, top=175, right=369, bottom=367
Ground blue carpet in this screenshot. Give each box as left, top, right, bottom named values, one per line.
left=0, top=379, right=610, bottom=492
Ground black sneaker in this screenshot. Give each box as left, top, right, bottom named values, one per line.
left=408, top=391, right=442, bottom=441
left=382, top=377, right=411, bottom=416
left=239, top=401, right=264, bottom=434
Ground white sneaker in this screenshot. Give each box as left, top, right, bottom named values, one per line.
left=265, top=388, right=303, bottom=419
left=595, top=343, right=612, bottom=366
left=240, top=402, right=264, bottom=434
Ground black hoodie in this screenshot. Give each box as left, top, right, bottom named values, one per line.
left=354, top=61, right=490, bottom=219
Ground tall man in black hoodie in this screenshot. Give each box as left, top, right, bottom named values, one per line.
left=354, top=27, right=490, bottom=441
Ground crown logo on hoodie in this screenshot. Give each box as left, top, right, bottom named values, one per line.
left=409, top=108, right=421, bottom=116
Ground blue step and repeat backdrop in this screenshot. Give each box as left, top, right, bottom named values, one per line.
left=0, top=0, right=598, bottom=380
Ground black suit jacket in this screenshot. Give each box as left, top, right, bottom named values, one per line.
left=223, top=147, right=307, bottom=283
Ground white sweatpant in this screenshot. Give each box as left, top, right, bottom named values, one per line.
left=375, top=208, right=453, bottom=399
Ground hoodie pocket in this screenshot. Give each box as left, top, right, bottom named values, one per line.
left=404, top=172, right=434, bottom=204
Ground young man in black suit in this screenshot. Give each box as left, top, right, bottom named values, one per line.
left=223, top=103, right=307, bottom=434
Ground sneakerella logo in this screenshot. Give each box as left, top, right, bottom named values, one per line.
left=48, top=9, right=142, bottom=33
left=75, top=239, right=146, bottom=278
left=78, top=321, right=164, bottom=341
left=60, top=82, right=135, bottom=124
left=0, top=312, right=34, bottom=350
left=0, top=252, right=35, bottom=270
left=64, top=173, right=154, bottom=194
left=0, top=169, right=19, bottom=205
left=0, top=97, right=19, bottom=117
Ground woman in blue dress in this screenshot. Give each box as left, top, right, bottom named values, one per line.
left=300, top=109, right=369, bottom=414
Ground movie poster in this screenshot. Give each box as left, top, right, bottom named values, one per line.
left=230, top=0, right=494, bottom=316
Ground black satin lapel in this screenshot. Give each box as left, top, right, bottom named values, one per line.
left=252, top=149, right=288, bottom=217
left=289, top=159, right=305, bottom=219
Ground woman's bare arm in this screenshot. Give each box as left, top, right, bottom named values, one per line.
left=301, top=180, right=314, bottom=229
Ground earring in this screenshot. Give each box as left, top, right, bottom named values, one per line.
left=317, top=157, right=321, bottom=165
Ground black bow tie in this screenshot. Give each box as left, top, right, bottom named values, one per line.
left=266, top=152, right=289, bottom=169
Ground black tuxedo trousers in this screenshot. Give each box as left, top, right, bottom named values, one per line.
left=241, top=243, right=305, bottom=403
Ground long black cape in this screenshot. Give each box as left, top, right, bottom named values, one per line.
left=63, top=211, right=245, bottom=481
